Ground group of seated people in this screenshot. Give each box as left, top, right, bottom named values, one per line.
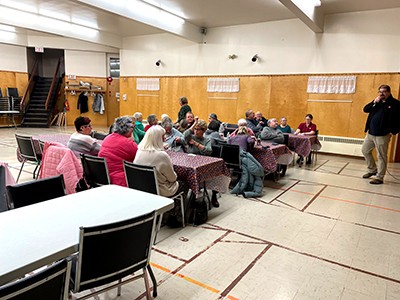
left=66, top=95, right=318, bottom=225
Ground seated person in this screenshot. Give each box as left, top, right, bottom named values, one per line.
left=245, top=109, right=263, bottom=135
left=134, top=125, right=189, bottom=226
left=230, top=119, right=255, bottom=137
left=68, top=116, right=101, bottom=157
left=176, top=96, right=191, bottom=124
left=133, top=112, right=145, bottom=132
left=144, top=114, right=158, bottom=132
left=178, top=118, right=189, bottom=133
left=204, top=120, right=225, bottom=145
left=294, top=113, right=317, bottom=165
left=98, top=116, right=138, bottom=186
left=183, top=119, right=219, bottom=207
left=161, top=116, right=186, bottom=152
left=255, top=111, right=268, bottom=127
left=228, top=125, right=255, bottom=152
left=260, top=118, right=285, bottom=144
left=208, top=113, right=225, bottom=134
left=278, top=116, right=292, bottom=133
left=185, top=111, right=195, bottom=128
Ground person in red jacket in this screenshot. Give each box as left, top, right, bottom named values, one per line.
left=99, top=116, right=138, bottom=186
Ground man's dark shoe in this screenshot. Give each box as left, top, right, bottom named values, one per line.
left=211, top=197, right=220, bottom=208
left=369, top=179, right=383, bottom=185
left=362, top=172, right=377, bottom=179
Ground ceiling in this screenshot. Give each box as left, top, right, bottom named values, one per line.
left=1, top=0, right=400, bottom=47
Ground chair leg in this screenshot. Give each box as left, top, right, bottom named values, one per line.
left=143, top=267, right=152, bottom=300
left=33, top=163, right=40, bottom=179
left=180, top=194, right=185, bottom=228
left=153, top=213, right=163, bottom=245
left=117, top=279, right=122, bottom=296
left=147, top=265, right=157, bottom=298
left=16, top=161, right=25, bottom=183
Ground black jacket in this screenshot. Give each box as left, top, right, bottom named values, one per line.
left=364, top=95, right=400, bottom=136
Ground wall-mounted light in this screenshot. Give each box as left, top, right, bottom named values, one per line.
left=251, top=54, right=259, bottom=62
left=155, top=59, right=161, bottom=66
left=228, top=54, right=237, bottom=60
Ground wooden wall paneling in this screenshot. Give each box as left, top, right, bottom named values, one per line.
left=160, top=77, right=181, bottom=121
left=65, top=76, right=107, bottom=127
left=270, top=75, right=308, bottom=129
left=238, top=76, right=271, bottom=122
left=137, top=93, right=160, bottom=119
left=119, top=77, right=137, bottom=117
left=206, top=93, right=238, bottom=124
left=106, top=78, right=120, bottom=126
left=180, top=77, right=208, bottom=119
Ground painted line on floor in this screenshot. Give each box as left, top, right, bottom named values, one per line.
left=301, top=185, right=328, bottom=212
left=219, top=244, right=272, bottom=298
left=337, top=162, right=350, bottom=174
left=320, top=194, right=400, bottom=213
left=152, top=248, right=187, bottom=263
left=273, top=199, right=300, bottom=210
left=267, top=180, right=301, bottom=204
left=313, top=159, right=329, bottom=171
left=209, top=224, right=400, bottom=285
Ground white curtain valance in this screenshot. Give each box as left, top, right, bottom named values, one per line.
left=307, top=76, right=356, bottom=94
left=207, top=78, right=240, bottom=92
left=136, top=78, right=160, bottom=91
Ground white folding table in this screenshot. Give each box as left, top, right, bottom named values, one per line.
left=0, top=185, right=174, bottom=285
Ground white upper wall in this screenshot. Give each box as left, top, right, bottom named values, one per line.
left=0, top=44, right=27, bottom=72
left=121, top=8, right=400, bottom=76
left=65, top=50, right=107, bottom=77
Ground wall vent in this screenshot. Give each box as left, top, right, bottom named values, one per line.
left=318, top=135, right=364, bottom=157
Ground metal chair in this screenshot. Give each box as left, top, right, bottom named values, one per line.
left=123, top=161, right=186, bottom=229
left=70, top=211, right=157, bottom=300
left=6, top=174, right=66, bottom=209
left=0, top=258, right=71, bottom=300
left=0, top=165, right=8, bottom=212
left=80, top=154, right=110, bottom=188
left=310, top=130, right=320, bottom=165
left=15, top=134, right=42, bottom=182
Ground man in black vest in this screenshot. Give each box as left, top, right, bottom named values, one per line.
left=361, top=84, right=400, bottom=184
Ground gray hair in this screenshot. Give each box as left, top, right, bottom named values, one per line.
left=161, top=117, right=173, bottom=129
left=267, top=118, right=277, bottom=126
left=238, top=118, right=247, bottom=126
left=113, top=116, right=134, bottom=135
left=147, top=114, right=157, bottom=124
left=133, top=112, right=142, bottom=119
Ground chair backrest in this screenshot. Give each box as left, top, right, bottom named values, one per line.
left=15, top=134, right=39, bottom=162
left=72, top=211, right=156, bottom=292
left=123, top=161, right=159, bottom=195
left=6, top=174, right=66, bottom=209
left=92, top=131, right=108, bottom=140
left=38, top=140, right=46, bottom=154
left=220, top=143, right=241, bottom=170
left=0, top=258, right=71, bottom=300
left=7, top=87, right=19, bottom=98
left=283, top=133, right=289, bottom=146
left=0, top=165, right=8, bottom=212
left=80, top=154, right=110, bottom=188
left=211, top=144, right=222, bottom=158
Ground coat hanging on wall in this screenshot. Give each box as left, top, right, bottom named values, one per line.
left=77, top=91, right=89, bottom=114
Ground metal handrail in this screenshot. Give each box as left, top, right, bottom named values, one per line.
left=21, top=59, right=39, bottom=111
left=45, top=57, right=62, bottom=110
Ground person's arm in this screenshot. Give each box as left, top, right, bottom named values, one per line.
left=294, top=128, right=301, bottom=135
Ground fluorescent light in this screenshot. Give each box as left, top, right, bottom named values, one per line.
left=0, top=0, right=37, bottom=13
left=39, top=9, right=70, bottom=22
left=71, top=17, right=99, bottom=30
left=71, top=24, right=99, bottom=37
left=141, top=0, right=186, bottom=19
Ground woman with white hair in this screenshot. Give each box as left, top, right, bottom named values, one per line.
left=134, top=125, right=189, bottom=226
left=230, top=119, right=255, bottom=138
left=99, top=116, right=138, bottom=187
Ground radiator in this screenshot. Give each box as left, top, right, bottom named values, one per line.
left=318, top=135, right=364, bottom=157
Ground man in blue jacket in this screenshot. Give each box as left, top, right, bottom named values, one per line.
left=361, top=84, right=400, bottom=184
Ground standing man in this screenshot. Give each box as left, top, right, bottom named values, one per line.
left=361, top=84, right=400, bottom=184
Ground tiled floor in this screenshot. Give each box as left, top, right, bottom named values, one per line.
left=1, top=126, right=400, bottom=300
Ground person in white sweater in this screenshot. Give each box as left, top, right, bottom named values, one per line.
left=134, top=125, right=189, bottom=226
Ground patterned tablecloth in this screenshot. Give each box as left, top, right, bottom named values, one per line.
left=286, top=134, right=322, bottom=157
left=167, top=151, right=231, bottom=196
left=251, top=141, right=293, bottom=173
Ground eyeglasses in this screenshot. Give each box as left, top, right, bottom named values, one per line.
left=83, top=124, right=92, bottom=128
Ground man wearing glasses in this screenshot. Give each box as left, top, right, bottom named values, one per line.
left=68, top=116, right=101, bottom=157
left=362, top=84, right=400, bottom=184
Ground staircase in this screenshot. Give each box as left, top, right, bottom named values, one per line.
left=22, top=77, right=58, bottom=127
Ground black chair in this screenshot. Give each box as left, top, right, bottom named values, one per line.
left=15, top=134, right=42, bottom=182
left=0, top=258, right=71, bottom=300
left=6, top=174, right=66, bottom=209
left=7, top=87, right=22, bottom=111
left=310, top=130, right=320, bottom=165
left=91, top=131, right=108, bottom=140
left=123, top=161, right=186, bottom=230
left=80, top=154, right=110, bottom=188
left=220, top=143, right=242, bottom=186
left=0, top=165, right=8, bottom=212
left=70, top=211, right=157, bottom=299
left=211, top=144, right=222, bottom=158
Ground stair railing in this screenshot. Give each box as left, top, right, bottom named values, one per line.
left=45, top=57, right=62, bottom=110
left=21, top=59, right=39, bottom=111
